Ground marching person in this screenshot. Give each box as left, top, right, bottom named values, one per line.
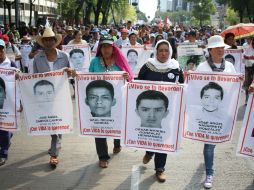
left=33, top=27, right=72, bottom=168
left=0, top=39, right=21, bottom=166
left=196, top=35, right=236, bottom=189
left=137, top=39, right=184, bottom=182
left=89, top=35, right=133, bottom=168
left=67, top=30, right=87, bottom=45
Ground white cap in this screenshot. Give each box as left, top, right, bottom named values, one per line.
left=207, top=35, right=230, bottom=49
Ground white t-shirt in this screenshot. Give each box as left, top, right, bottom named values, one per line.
left=48, top=61, right=54, bottom=71
left=196, top=60, right=236, bottom=73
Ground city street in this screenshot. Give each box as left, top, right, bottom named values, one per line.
left=0, top=91, right=254, bottom=190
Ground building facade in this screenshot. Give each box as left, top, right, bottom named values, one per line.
left=0, top=0, right=58, bottom=26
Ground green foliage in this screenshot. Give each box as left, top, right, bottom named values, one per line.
left=225, top=8, right=239, bottom=25
left=187, top=0, right=216, bottom=26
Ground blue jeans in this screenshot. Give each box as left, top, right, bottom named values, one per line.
left=146, top=151, right=167, bottom=172
left=0, top=130, right=13, bottom=159
left=203, top=144, right=216, bottom=176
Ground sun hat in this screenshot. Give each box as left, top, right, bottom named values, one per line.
left=0, top=39, right=5, bottom=48
left=99, top=35, right=114, bottom=45
left=36, top=27, right=62, bottom=48
left=21, top=36, right=31, bottom=41
left=207, top=35, right=230, bottom=49
left=66, top=26, right=73, bottom=31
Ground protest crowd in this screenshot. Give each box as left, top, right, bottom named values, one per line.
left=0, top=19, right=254, bottom=189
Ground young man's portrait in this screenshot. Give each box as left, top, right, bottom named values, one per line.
left=136, top=90, right=169, bottom=128
left=127, top=49, right=138, bottom=70
left=200, top=82, right=224, bottom=113
left=0, top=77, right=6, bottom=109
left=33, top=80, right=55, bottom=102
left=85, top=80, right=116, bottom=117
left=69, top=49, right=85, bottom=71
left=225, top=54, right=235, bottom=65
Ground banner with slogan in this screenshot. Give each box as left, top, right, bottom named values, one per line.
left=224, top=49, right=243, bottom=73
left=237, top=93, right=254, bottom=157
left=177, top=44, right=205, bottom=71
left=0, top=68, right=18, bottom=131
left=121, top=45, right=147, bottom=77
left=19, top=71, right=73, bottom=135
left=62, top=44, right=91, bottom=72
left=183, top=72, right=242, bottom=144
left=122, top=80, right=185, bottom=154
left=76, top=72, right=125, bottom=138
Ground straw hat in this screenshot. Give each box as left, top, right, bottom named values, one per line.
left=36, top=27, right=62, bottom=48
left=21, top=36, right=31, bottom=41
left=207, top=35, right=229, bottom=49
left=66, top=26, right=73, bottom=31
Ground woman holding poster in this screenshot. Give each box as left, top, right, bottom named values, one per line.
left=196, top=35, right=236, bottom=189
left=137, top=39, right=184, bottom=182
left=89, top=35, right=133, bottom=168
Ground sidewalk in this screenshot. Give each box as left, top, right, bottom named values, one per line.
left=0, top=93, right=254, bottom=190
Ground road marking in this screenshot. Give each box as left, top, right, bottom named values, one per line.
left=131, top=165, right=140, bottom=190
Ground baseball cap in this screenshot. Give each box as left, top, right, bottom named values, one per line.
left=0, top=39, right=5, bottom=47
left=99, top=35, right=114, bottom=45
left=1, top=35, right=9, bottom=43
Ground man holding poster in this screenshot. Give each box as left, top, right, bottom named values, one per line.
left=33, top=27, right=73, bottom=168
left=195, top=35, right=236, bottom=189
left=137, top=40, right=184, bottom=182
left=0, top=39, right=21, bottom=166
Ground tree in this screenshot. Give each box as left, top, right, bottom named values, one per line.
left=187, top=0, right=216, bottom=26
left=225, top=8, right=239, bottom=25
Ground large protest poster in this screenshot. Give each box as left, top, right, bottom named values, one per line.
left=183, top=72, right=242, bottom=144
left=122, top=80, right=184, bottom=154
left=121, top=45, right=146, bottom=77
left=0, top=68, right=18, bottom=131
left=76, top=72, right=125, bottom=138
left=19, top=71, right=73, bottom=135
left=177, top=44, right=205, bottom=71
left=224, top=49, right=243, bottom=73
left=62, top=44, right=91, bottom=72
left=237, top=93, right=254, bottom=157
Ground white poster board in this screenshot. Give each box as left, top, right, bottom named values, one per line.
left=237, top=93, right=254, bottom=157
left=62, top=44, right=91, bottom=71
left=224, top=49, right=243, bottom=73
left=122, top=80, right=184, bottom=154
left=183, top=72, right=242, bottom=144
left=76, top=72, right=125, bottom=138
left=19, top=71, right=73, bottom=135
left=0, top=68, right=18, bottom=131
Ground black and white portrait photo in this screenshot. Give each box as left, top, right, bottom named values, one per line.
left=85, top=80, right=116, bottom=117
left=135, top=90, right=169, bottom=128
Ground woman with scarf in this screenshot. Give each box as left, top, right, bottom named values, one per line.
left=137, top=40, right=184, bottom=182
left=196, top=35, right=236, bottom=189
left=89, top=35, right=133, bottom=168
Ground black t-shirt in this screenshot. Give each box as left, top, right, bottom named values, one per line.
left=137, top=62, right=184, bottom=83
